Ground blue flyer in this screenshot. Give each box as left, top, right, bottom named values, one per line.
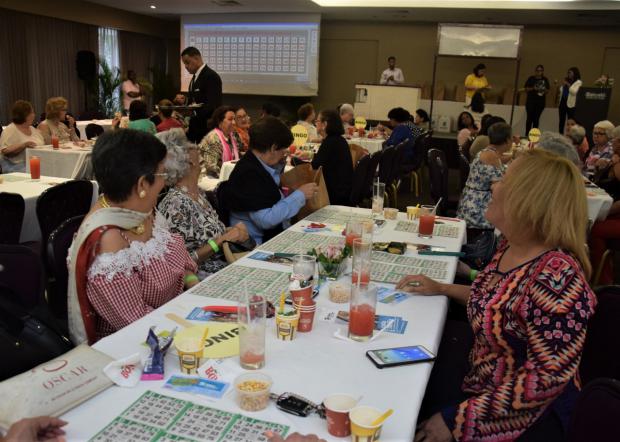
left=163, top=375, right=230, bottom=399
left=375, top=315, right=408, bottom=334
left=186, top=307, right=215, bottom=321
left=377, top=287, right=411, bottom=305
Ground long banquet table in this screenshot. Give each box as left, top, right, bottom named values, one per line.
left=61, top=205, right=466, bottom=441
left=25, top=144, right=93, bottom=179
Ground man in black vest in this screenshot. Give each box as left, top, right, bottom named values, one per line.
left=181, top=46, right=223, bottom=143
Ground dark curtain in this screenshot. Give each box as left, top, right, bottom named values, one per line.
left=0, top=8, right=98, bottom=124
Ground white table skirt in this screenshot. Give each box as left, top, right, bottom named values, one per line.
left=587, top=186, right=614, bottom=222
left=76, top=119, right=114, bottom=140
left=199, top=161, right=294, bottom=192
left=60, top=206, right=465, bottom=441
left=0, top=172, right=98, bottom=243
left=347, top=137, right=384, bottom=154
left=25, top=145, right=92, bottom=179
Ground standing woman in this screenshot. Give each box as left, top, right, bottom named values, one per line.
left=464, top=64, right=490, bottom=106
left=524, top=64, right=550, bottom=134
left=558, top=67, right=582, bottom=133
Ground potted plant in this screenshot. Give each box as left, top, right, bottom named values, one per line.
left=309, top=243, right=351, bottom=281
left=98, top=60, right=122, bottom=117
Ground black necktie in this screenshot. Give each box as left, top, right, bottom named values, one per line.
left=188, top=74, right=196, bottom=102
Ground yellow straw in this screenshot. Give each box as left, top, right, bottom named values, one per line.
left=279, top=291, right=285, bottom=314
left=371, top=408, right=393, bottom=426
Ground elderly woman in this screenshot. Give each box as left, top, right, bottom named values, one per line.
left=467, top=115, right=504, bottom=161
left=67, top=129, right=198, bottom=344
left=296, top=103, right=321, bottom=143
left=457, top=122, right=511, bottom=230
left=158, top=129, right=249, bottom=280
left=537, top=131, right=580, bottom=165
left=384, top=107, right=423, bottom=161
left=585, top=120, right=615, bottom=178
left=414, top=108, right=430, bottom=131
left=221, top=117, right=318, bottom=244
left=566, top=121, right=588, bottom=162
left=312, top=109, right=353, bottom=205
left=37, top=97, right=80, bottom=144
left=338, top=103, right=355, bottom=132
left=199, top=105, right=241, bottom=178
left=0, top=100, right=44, bottom=172
left=233, top=106, right=251, bottom=151
left=400, top=149, right=596, bottom=442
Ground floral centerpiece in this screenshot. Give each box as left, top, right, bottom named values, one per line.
left=309, top=243, right=351, bottom=281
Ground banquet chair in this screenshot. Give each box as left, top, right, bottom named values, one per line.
left=0, top=244, right=45, bottom=310
left=388, top=139, right=410, bottom=209
left=427, top=148, right=459, bottom=216
left=568, top=378, right=620, bottom=442
left=579, top=285, right=620, bottom=386
left=591, top=239, right=620, bottom=286
left=0, top=192, right=25, bottom=244
left=36, top=180, right=94, bottom=249
left=85, top=123, right=104, bottom=140
left=402, top=132, right=430, bottom=197
left=46, top=215, right=85, bottom=326
left=349, top=154, right=372, bottom=207
left=378, top=147, right=396, bottom=207
left=359, top=150, right=383, bottom=208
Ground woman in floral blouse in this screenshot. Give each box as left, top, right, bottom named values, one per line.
left=198, top=105, right=242, bottom=178
left=398, top=149, right=596, bottom=442
left=158, top=129, right=249, bottom=280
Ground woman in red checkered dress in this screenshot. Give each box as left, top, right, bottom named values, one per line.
left=67, top=129, right=198, bottom=344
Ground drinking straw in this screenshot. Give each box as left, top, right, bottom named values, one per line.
left=244, top=280, right=251, bottom=324
left=279, top=291, right=285, bottom=315
left=369, top=319, right=395, bottom=342
left=432, top=197, right=442, bottom=215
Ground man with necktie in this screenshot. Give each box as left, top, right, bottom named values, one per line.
left=181, top=46, right=223, bottom=143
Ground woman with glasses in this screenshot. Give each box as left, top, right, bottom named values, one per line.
left=524, top=65, right=550, bottom=134
left=37, top=96, right=81, bottom=144
left=67, top=129, right=199, bottom=344
left=233, top=106, right=251, bottom=152
left=158, top=129, right=249, bottom=280
left=585, top=120, right=614, bottom=178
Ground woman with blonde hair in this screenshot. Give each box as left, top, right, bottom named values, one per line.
left=37, top=97, right=80, bottom=144
left=401, top=149, right=596, bottom=442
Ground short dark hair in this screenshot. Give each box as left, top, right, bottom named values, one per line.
left=208, top=105, right=233, bottom=131
left=387, top=107, right=410, bottom=123
left=181, top=46, right=201, bottom=58
left=536, top=64, right=544, bottom=71
left=480, top=115, right=506, bottom=136
left=488, top=122, right=512, bottom=145
left=249, top=116, right=293, bottom=153
left=158, top=99, right=174, bottom=118
left=473, top=63, right=486, bottom=76
left=457, top=111, right=475, bottom=131
left=388, top=56, right=396, bottom=62
left=470, top=92, right=485, bottom=114
left=129, top=100, right=148, bottom=121
left=261, top=103, right=281, bottom=118
left=319, top=109, right=344, bottom=136
left=415, top=109, right=429, bottom=123
left=568, top=66, right=581, bottom=81
left=297, top=103, right=315, bottom=121
left=92, top=129, right=167, bottom=202
left=11, top=100, right=34, bottom=124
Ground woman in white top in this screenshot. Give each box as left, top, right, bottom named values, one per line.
left=558, top=67, right=582, bottom=133
left=37, top=96, right=80, bottom=145
left=296, top=103, right=322, bottom=143
left=0, top=100, right=44, bottom=173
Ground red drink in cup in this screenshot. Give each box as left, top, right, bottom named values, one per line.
left=345, top=232, right=361, bottom=247
left=351, top=270, right=370, bottom=286
left=29, top=156, right=41, bottom=180
left=51, top=135, right=59, bottom=149
left=418, top=214, right=436, bottom=237
left=347, top=126, right=355, bottom=137
left=349, top=304, right=375, bottom=339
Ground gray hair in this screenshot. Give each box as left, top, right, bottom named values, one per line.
left=339, top=103, right=354, bottom=116
left=594, top=120, right=615, bottom=139
left=567, top=125, right=586, bottom=145
left=537, top=132, right=580, bottom=166
left=156, top=128, right=195, bottom=185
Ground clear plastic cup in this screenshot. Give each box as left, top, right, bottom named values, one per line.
left=234, top=372, right=272, bottom=412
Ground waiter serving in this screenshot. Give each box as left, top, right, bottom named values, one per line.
left=181, top=46, right=223, bottom=143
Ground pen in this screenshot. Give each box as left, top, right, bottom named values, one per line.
left=418, top=250, right=465, bottom=257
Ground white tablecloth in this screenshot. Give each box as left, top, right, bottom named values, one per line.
left=76, top=119, right=114, bottom=140
left=61, top=206, right=466, bottom=441
left=199, top=161, right=294, bottom=192
left=587, top=186, right=614, bottom=222
left=0, top=172, right=98, bottom=242
left=25, top=144, right=92, bottom=179
left=347, top=137, right=384, bottom=154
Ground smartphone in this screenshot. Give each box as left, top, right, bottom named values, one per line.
left=366, top=345, right=435, bottom=369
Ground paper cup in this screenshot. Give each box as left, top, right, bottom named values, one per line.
left=406, top=206, right=419, bottom=220
left=294, top=301, right=316, bottom=333
left=290, top=285, right=313, bottom=306
left=350, top=406, right=384, bottom=442
left=275, top=311, right=300, bottom=341
left=323, top=394, right=358, bottom=437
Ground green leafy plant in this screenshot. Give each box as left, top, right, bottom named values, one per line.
left=98, top=60, right=122, bottom=117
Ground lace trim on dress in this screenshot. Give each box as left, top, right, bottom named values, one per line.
left=87, top=213, right=174, bottom=281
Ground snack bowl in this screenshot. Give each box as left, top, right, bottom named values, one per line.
left=234, top=372, right=272, bottom=412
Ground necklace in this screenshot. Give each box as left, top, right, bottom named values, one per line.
left=98, top=194, right=147, bottom=235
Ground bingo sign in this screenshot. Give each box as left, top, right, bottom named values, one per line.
left=291, top=124, right=309, bottom=147
left=354, top=117, right=367, bottom=129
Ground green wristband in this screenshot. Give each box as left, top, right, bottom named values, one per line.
left=208, top=239, right=220, bottom=253
left=469, top=269, right=479, bottom=281
left=184, top=274, right=199, bottom=285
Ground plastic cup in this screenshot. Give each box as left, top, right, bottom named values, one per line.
left=292, top=254, right=316, bottom=285
left=323, top=394, right=358, bottom=437
left=372, top=182, right=385, bottom=215
left=234, top=372, right=272, bottom=412
left=294, top=301, right=316, bottom=333
left=352, top=238, right=372, bottom=286
left=406, top=206, right=420, bottom=220
left=418, top=205, right=436, bottom=238
left=350, top=406, right=384, bottom=442
left=51, top=135, right=59, bottom=149
left=238, top=295, right=266, bottom=369
left=29, top=156, right=40, bottom=180
left=347, top=126, right=356, bottom=137
left=345, top=220, right=363, bottom=247
left=383, top=208, right=398, bottom=220
left=329, top=282, right=351, bottom=303
left=275, top=311, right=300, bottom=341
left=349, top=283, right=377, bottom=342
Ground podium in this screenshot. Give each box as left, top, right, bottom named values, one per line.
left=354, top=83, right=421, bottom=121
left=575, top=87, right=613, bottom=140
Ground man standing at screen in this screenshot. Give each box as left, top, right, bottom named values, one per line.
left=181, top=46, right=223, bottom=143
left=380, top=56, right=404, bottom=85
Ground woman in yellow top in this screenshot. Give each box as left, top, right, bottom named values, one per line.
left=464, top=64, right=491, bottom=105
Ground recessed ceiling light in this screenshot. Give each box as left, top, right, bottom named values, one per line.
left=150, top=5, right=156, bottom=9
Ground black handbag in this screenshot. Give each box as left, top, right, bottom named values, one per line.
left=461, top=230, right=498, bottom=270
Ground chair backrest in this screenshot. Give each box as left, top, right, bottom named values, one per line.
left=0, top=192, right=25, bottom=244
left=349, top=154, right=372, bottom=207
left=458, top=153, right=470, bottom=193
left=378, top=146, right=396, bottom=185
left=408, top=132, right=430, bottom=170
left=568, top=378, right=620, bottom=442
left=0, top=244, right=45, bottom=309
left=362, top=150, right=383, bottom=201
left=349, top=143, right=368, bottom=169
left=46, top=215, right=85, bottom=322
left=85, top=123, right=104, bottom=140
left=427, top=148, right=449, bottom=210
left=36, top=180, right=93, bottom=247
left=579, top=285, right=620, bottom=386
left=391, top=139, right=410, bottom=183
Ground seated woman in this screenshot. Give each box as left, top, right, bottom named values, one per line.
left=156, top=99, right=184, bottom=132
left=222, top=116, right=318, bottom=244
left=158, top=129, right=249, bottom=280
left=312, top=109, right=353, bottom=205
left=0, top=100, right=44, bottom=173
left=297, top=103, right=322, bottom=143
left=199, top=105, right=241, bottom=178
left=565, top=117, right=589, bottom=162
left=414, top=108, right=430, bottom=131
left=384, top=107, right=423, bottom=162
left=457, top=122, right=511, bottom=230
left=585, top=120, right=614, bottom=179
left=399, top=149, right=596, bottom=442
left=37, top=97, right=81, bottom=144
left=126, top=100, right=157, bottom=134
left=338, top=103, right=355, bottom=133
left=456, top=111, right=478, bottom=148
left=67, top=129, right=198, bottom=344
left=468, top=115, right=504, bottom=161
left=233, top=106, right=251, bottom=152
left=537, top=131, right=580, bottom=166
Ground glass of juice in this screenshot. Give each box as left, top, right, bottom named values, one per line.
left=29, top=156, right=41, bottom=180
left=348, top=283, right=377, bottom=341
left=345, top=220, right=362, bottom=248
left=418, top=205, right=436, bottom=238
left=351, top=238, right=372, bottom=286
left=372, top=182, right=385, bottom=216
left=238, top=294, right=266, bottom=369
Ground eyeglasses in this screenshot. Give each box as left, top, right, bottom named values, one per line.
left=593, top=132, right=607, bottom=136
left=236, top=115, right=249, bottom=120
left=153, top=172, right=168, bottom=179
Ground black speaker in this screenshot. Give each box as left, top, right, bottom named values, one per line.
left=76, top=50, right=97, bottom=81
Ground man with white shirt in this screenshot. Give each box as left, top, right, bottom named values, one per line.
left=121, top=70, right=143, bottom=112
left=380, top=56, right=404, bottom=85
